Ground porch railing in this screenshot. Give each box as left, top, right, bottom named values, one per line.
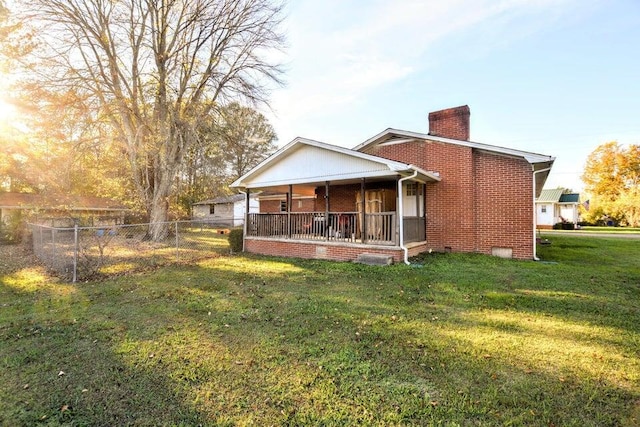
left=403, top=216, right=426, bottom=243
left=247, top=212, right=398, bottom=246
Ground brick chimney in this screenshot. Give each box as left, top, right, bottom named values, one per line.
left=428, top=105, right=470, bottom=141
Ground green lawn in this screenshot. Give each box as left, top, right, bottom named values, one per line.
left=578, top=226, right=640, bottom=234
left=1, top=235, right=639, bottom=426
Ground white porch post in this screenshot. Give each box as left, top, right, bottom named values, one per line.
left=360, top=178, right=366, bottom=244
left=325, top=181, right=330, bottom=241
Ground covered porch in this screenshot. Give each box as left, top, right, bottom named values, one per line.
left=231, top=138, right=441, bottom=262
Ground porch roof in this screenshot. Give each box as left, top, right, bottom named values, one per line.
left=230, top=137, right=441, bottom=192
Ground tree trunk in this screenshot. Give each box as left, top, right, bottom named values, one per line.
left=147, top=171, right=173, bottom=241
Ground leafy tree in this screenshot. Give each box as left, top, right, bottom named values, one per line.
left=217, top=102, right=277, bottom=180
left=173, top=103, right=276, bottom=217
left=18, top=0, right=284, bottom=239
left=581, top=141, right=640, bottom=226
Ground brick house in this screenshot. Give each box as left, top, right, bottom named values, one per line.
left=230, top=106, right=555, bottom=263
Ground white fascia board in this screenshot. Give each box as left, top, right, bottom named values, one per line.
left=231, top=136, right=423, bottom=189
left=241, top=169, right=404, bottom=190
left=406, top=165, right=442, bottom=182
left=230, top=137, right=320, bottom=188
left=229, top=140, right=289, bottom=188
left=355, top=128, right=555, bottom=165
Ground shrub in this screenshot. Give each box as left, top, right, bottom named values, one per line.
left=228, top=228, right=244, bottom=253
left=553, top=222, right=575, bottom=230
left=0, top=211, right=25, bottom=244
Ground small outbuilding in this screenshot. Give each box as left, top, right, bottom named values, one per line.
left=192, top=194, right=259, bottom=227
left=535, top=189, right=581, bottom=229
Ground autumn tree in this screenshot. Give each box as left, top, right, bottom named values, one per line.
left=581, top=141, right=640, bottom=226
left=18, top=0, right=284, bottom=239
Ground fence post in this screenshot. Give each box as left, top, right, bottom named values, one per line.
left=175, top=221, right=179, bottom=260
left=73, top=224, right=78, bottom=283
left=51, top=228, right=56, bottom=270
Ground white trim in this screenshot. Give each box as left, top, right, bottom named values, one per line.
left=231, top=137, right=441, bottom=190
left=533, top=166, right=553, bottom=261
left=354, top=128, right=555, bottom=165
left=398, top=170, right=419, bottom=265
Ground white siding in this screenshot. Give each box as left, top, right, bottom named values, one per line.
left=243, top=144, right=393, bottom=187
left=193, top=198, right=259, bottom=226
left=559, top=205, right=578, bottom=224
left=232, top=198, right=259, bottom=226
left=536, top=203, right=555, bottom=226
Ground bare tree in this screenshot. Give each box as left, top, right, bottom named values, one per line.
left=20, top=0, right=284, bottom=239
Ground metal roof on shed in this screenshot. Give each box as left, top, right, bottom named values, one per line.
left=536, top=189, right=580, bottom=204
left=536, top=189, right=564, bottom=203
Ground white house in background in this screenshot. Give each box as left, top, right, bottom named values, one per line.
left=192, top=194, right=258, bottom=227
left=535, top=189, right=581, bottom=229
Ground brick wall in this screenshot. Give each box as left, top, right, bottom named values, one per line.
left=473, top=151, right=533, bottom=259
left=315, top=182, right=396, bottom=212
left=245, top=238, right=406, bottom=263
left=428, top=105, right=470, bottom=141
left=362, top=139, right=534, bottom=259
left=259, top=198, right=316, bottom=213
left=315, top=184, right=360, bottom=212
left=260, top=184, right=398, bottom=214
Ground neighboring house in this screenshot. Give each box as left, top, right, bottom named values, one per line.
left=230, top=105, right=555, bottom=263
left=192, top=194, right=258, bottom=227
left=535, top=189, right=580, bottom=229
left=0, top=192, right=130, bottom=228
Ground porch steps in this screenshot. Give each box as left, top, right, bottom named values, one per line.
left=355, top=253, right=394, bottom=266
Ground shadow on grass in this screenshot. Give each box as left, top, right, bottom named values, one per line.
left=0, top=280, right=209, bottom=425
left=1, top=245, right=639, bottom=425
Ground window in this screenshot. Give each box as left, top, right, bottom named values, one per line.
left=541, top=205, right=547, bottom=213
left=280, top=200, right=287, bottom=212
left=406, top=183, right=417, bottom=196
left=209, top=204, right=215, bottom=215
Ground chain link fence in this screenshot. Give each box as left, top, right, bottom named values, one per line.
left=29, top=220, right=238, bottom=281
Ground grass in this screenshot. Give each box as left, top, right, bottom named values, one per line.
left=0, top=235, right=639, bottom=426
left=577, top=226, right=640, bottom=234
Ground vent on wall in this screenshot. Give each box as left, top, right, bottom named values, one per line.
left=491, top=247, right=513, bottom=259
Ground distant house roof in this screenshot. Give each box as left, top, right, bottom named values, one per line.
left=536, top=189, right=580, bottom=204
left=0, top=192, right=129, bottom=211
left=193, top=193, right=256, bottom=206
left=536, top=189, right=564, bottom=203
left=559, top=193, right=580, bottom=203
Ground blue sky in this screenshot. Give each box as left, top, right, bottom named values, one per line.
left=264, top=0, right=640, bottom=192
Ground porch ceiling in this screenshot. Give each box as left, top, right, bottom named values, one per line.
left=231, top=137, right=440, bottom=191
